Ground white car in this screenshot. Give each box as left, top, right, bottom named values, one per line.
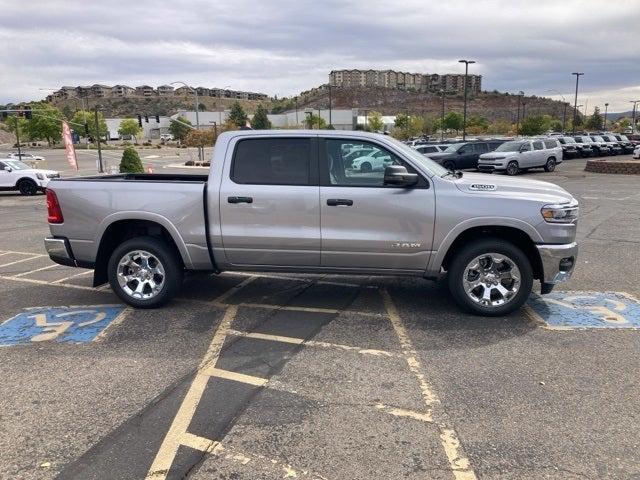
left=634, top=145, right=640, bottom=159
left=6, top=152, right=45, bottom=162
left=478, top=138, right=563, bottom=175
left=350, top=150, right=393, bottom=172
left=415, top=144, right=448, bottom=156
left=160, top=133, right=174, bottom=141
left=0, top=159, right=60, bottom=195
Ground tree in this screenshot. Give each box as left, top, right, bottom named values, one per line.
left=466, top=116, right=489, bottom=134
left=251, top=104, right=272, bottom=129
left=118, top=118, right=142, bottom=143
left=442, top=112, right=464, bottom=134
left=185, top=128, right=218, bottom=148
left=519, top=115, right=547, bottom=136
left=614, top=118, right=631, bottom=133
left=4, top=115, right=28, bottom=139
left=367, top=111, right=384, bottom=132
left=228, top=101, right=247, bottom=127
left=489, top=120, right=513, bottom=135
left=169, top=116, right=192, bottom=141
left=25, top=103, right=63, bottom=146
left=70, top=110, right=107, bottom=140
left=586, top=106, right=603, bottom=130
left=119, top=146, right=144, bottom=173
left=304, top=113, right=326, bottom=129
left=392, top=114, right=424, bottom=140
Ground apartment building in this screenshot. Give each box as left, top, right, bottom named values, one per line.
left=135, top=85, right=155, bottom=97
left=47, top=84, right=269, bottom=101
left=156, top=85, right=175, bottom=96
left=329, top=69, right=482, bottom=94
left=112, top=85, right=135, bottom=97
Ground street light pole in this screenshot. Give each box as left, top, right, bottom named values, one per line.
left=328, top=85, right=333, bottom=128
left=603, top=103, right=609, bottom=131
left=295, top=96, right=299, bottom=126
left=571, top=72, right=584, bottom=135
left=516, top=91, right=524, bottom=137
left=440, top=89, right=446, bottom=142
left=94, top=107, right=104, bottom=173
left=458, top=59, right=475, bottom=140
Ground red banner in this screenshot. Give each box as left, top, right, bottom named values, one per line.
left=61, top=121, right=78, bottom=170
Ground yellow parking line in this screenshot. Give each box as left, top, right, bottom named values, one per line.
left=224, top=271, right=363, bottom=288
left=11, top=264, right=58, bottom=278
left=206, top=367, right=268, bottom=386
left=227, top=329, right=398, bottom=358
left=216, top=301, right=387, bottom=318
left=381, top=289, right=477, bottom=480
left=179, top=432, right=220, bottom=453
left=213, top=276, right=257, bottom=304
left=93, top=308, right=132, bottom=342
left=146, top=305, right=237, bottom=479
left=375, top=403, right=432, bottom=422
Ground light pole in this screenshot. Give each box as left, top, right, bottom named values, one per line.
left=630, top=100, right=640, bottom=134
left=94, top=106, right=104, bottom=173
left=571, top=72, right=584, bottom=135
left=328, top=85, right=333, bottom=128
left=458, top=59, right=476, bottom=140
left=294, top=96, right=299, bottom=126
left=516, top=91, right=524, bottom=137
left=440, top=89, right=446, bottom=141
left=603, top=103, right=609, bottom=131
left=171, top=81, right=201, bottom=160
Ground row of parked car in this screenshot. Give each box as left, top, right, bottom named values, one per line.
left=407, top=132, right=638, bottom=175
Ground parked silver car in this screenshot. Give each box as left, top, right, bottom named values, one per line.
left=44, top=130, right=578, bottom=316
left=477, top=139, right=563, bottom=175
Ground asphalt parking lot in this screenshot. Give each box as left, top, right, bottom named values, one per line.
left=1, top=152, right=639, bottom=480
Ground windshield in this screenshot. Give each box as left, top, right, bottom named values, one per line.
left=385, top=136, right=448, bottom=176
left=592, top=136, right=604, bottom=142
left=443, top=143, right=462, bottom=153
left=561, top=137, right=576, bottom=143
left=3, top=160, right=30, bottom=170
left=495, top=141, right=525, bottom=152
left=619, top=135, right=629, bottom=141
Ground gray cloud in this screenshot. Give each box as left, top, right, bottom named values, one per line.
left=1, top=0, right=638, bottom=111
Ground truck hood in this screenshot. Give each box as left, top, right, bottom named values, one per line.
left=453, top=172, right=574, bottom=204
left=20, top=168, right=59, bottom=176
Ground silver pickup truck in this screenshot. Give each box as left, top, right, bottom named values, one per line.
left=44, top=130, right=578, bottom=316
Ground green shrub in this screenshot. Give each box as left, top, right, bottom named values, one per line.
left=119, top=146, right=144, bottom=173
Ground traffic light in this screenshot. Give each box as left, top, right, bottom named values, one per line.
left=144, top=115, right=149, bottom=123
left=137, top=115, right=142, bottom=127
left=155, top=115, right=160, bottom=123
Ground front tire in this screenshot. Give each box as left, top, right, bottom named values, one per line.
left=505, top=161, right=519, bottom=176
left=447, top=238, right=533, bottom=316
left=18, top=179, right=38, bottom=196
left=360, top=162, right=372, bottom=173
left=107, top=236, right=183, bottom=308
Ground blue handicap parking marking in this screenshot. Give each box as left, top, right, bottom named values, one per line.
left=0, top=305, right=126, bottom=346
left=527, top=291, right=640, bottom=329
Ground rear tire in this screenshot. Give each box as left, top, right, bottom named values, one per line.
left=107, top=236, right=183, bottom=308
left=360, top=162, right=372, bottom=173
left=544, top=157, right=556, bottom=172
left=447, top=238, right=533, bottom=316
left=505, top=161, right=519, bottom=176
left=18, top=179, right=38, bottom=196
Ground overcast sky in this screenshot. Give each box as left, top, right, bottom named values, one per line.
left=1, top=0, right=638, bottom=112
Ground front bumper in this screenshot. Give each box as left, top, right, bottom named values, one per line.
left=44, top=237, right=76, bottom=267
left=536, top=242, right=578, bottom=285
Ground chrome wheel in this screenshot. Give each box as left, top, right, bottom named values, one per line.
left=506, top=161, right=519, bottom=176
left=116, top=250, right=165, bottom=300
left=462, top=253, right=521, bottom=307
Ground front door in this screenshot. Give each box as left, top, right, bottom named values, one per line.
left=319, top=138, right=435, bottom=272
left=219, top=136, right=321, bottom=267
left=0, top=161, right=18, bottom=188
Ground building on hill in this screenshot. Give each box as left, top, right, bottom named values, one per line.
left=156, top=85, right=175, bottom=96
left=135, top=85, right=155, bottom=97
left=112, top=85, right=135, bottom=97
left=329, top=69, right=481, bottom=95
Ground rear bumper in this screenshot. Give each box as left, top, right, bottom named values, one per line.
left=536, top=242, right=578, bottom=285
left=44, top=237, right=76, bottom=267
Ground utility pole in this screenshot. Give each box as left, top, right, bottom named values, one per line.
left=14, top=115, right=22, bottom=159
left=603, top=103, right=609, bottom=131
left=562, top=103, right=568, bottom=132
left=94, top=107, right=104, bottom=173
left=328, top=85, right=333, bottom=128
left=458, top=59, right=475, bottom=140
left=295, top=97, right=299, bottom=126
left=516, top=91, right=524, bottom=137
left=571, top=72, right=584, bottom=135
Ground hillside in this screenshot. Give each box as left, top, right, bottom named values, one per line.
left=297, top=86, right=573, bottom=122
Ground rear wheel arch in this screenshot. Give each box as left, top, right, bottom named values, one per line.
left=93, top=219, right=185, bottom=286
left=439, top=225, right=543, bottom=282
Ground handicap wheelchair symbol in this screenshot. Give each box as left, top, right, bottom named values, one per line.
left=527, top=292, right=640, bottom=329
left=0, top=305, right=126, bottom=346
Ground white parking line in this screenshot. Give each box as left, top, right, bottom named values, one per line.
left=0, top=255, right=44, bottom=269
left=11, top=264, right=58, bottom=278
left=51, top=269, right=93, bottom=284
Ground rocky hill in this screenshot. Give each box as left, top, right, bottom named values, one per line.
left=298, top=86, right=573, bottom=122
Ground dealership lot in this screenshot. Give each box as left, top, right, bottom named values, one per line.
left=1, top=157, right=639, bottom=479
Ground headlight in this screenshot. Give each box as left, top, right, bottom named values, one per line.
left=46, top=173, right=58, bottom=178
left=36, top=173, right=45, bottom=180
left=541, top=202, right=579, bottom=223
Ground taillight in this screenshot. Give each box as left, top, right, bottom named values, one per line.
left=46, top=189, right=64, bottom=224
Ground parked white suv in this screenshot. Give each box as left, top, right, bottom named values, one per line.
left=5, top=152, right=45, bottom=163
left=0, top=159, right=60, bottom=195
left=478, top=139, right=563, bottom=175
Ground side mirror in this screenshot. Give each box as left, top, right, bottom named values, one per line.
left=4, top=167, right=12, bottom=172
left=384, top=165, right=418, bottom=187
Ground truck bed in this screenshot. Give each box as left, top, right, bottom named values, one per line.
left=59, top=173, right=209, bottom=183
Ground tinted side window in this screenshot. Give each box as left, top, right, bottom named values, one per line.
left=533, top=141, right=544, bottom=150
left=473, top=143, right=489, bottom=153
left=488, top=142, right=502, bottom=150
left=544, top=140, right=557, bottom=149
left=232, top=138, right=311, bottom=185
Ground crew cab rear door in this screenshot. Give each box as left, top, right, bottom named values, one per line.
left=219, top=135, right=320, bottom=266
left=318, top=137, right=435, bottom=272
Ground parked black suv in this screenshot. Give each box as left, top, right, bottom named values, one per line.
left=427, top=140, right=507, bottom=170
left=611, top=134, right=635, bottom=153
left=588, top=135, right=611, bottom=156
left=600, top=134, right=623, bottom=155
left=557, top=136, right=579, bottom=159
left=573, top=135, right=595, bottom=157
